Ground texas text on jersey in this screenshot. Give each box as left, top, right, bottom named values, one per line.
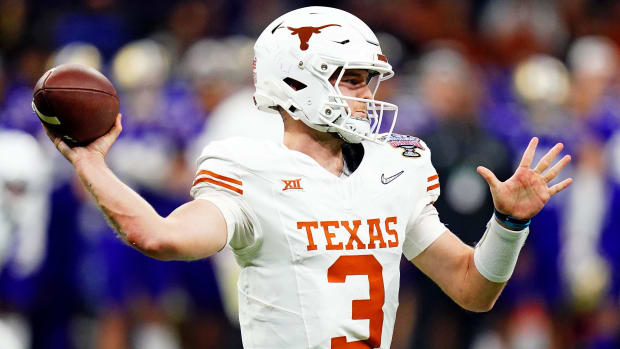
left=190, top=134, right=446, bottom=348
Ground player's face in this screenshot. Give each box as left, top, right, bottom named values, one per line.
left=330, top=69, right=375, bottom=119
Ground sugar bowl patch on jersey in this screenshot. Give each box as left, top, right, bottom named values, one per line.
left=379, top=133, right=425, bottom=158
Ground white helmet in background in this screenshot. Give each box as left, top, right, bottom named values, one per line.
left=253, top=6, right=398, bottom=143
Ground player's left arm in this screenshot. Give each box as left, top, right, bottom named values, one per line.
left=411, top=137, right=572, bottom=312
left=411, top=229, right=501, bottom=312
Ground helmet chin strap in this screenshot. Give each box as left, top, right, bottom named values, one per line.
left=330, top=116, right=371, bottom=144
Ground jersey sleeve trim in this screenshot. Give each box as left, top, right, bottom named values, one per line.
left=193, top=170, right=243, bottom=195
left=194, top=189, right=258, bottom=250
left=402, top=204, right=448, bottom=260
left=426, top=173, right=440, bottom=192
left=194, top=169, right=242, bottom=186
left=195, top=195, right=237, bottom=246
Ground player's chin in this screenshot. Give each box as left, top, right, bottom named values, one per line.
left=351, top=112, right=368, bottom=120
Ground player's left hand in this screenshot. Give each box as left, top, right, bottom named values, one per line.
left=476, top=137, right=572, bottom=220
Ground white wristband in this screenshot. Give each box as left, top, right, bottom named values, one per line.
left=473, top=216, right=529, bottom=283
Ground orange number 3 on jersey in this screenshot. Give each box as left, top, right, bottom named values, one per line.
left=328, top=255, right=385, bottom=348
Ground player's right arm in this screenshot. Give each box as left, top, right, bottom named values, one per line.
left=43, top=114, right=228, bottom=261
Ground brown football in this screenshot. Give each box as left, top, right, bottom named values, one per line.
left=32, top=63, right=119, bottom=145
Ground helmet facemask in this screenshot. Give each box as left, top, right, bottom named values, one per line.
left=320, top=63, right=398, bottom=144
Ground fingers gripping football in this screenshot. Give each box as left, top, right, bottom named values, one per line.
left=90, top=113, right=123, bottom=157
left=477, top=137, right=572, bottom=220
left=42, top=113, right=123, bottom=165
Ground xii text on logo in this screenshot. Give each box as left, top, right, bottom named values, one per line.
left=282, top=178, right=303, bottom=191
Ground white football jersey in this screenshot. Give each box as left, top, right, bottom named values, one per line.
left=190, top=134, right=445, bottom=349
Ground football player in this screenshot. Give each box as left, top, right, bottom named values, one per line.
left=42, top=7, right=573, bottom=349
left=0, top=130, right=52, bottom=349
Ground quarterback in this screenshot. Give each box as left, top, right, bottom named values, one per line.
left=43, top=7, right=572, bottom=349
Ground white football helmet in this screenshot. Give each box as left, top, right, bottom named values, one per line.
left=253, top=6, right=398, bottom=143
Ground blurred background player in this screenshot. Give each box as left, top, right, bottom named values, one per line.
left=0, top=130, right=51, bottom=349
left=394, top=44, right=515, bottom=349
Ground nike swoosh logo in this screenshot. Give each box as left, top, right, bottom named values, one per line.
left=32, top=101, right=61, bottom=125
left=381, top=170, right=404, bottom=184
left=332, top=39, right=350, bottom=45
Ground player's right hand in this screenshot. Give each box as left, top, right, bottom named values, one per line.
left=42, top=113, right=123, bottom=166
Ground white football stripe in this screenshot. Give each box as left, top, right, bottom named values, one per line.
left=31, top=101, right=61, bottom=125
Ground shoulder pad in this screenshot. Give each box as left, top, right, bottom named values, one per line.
left=197, top=137, right=281, bottom=173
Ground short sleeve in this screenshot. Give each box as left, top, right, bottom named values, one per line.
left=420, top=140, right=440, bottom=204
left=401, top=139, right=445, bottom=259
left=190, top=142, right=259, bottom=251
left=402, top=204, right=447, bottom=260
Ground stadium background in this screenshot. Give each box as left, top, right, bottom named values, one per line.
left=1, top=0, right=620, bottom=348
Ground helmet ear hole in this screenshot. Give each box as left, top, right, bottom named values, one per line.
left=283, top=77, right=307, bottom=91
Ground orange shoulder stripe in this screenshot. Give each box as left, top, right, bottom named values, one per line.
left=193, top=177, right=243, bottom=195
left=427, top=183, right=440, bottom=191
left=193, top=170, right=242, bottom=186
left=427, top=174, right=439, bottom=182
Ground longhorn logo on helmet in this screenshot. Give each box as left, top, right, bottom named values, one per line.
left=287, top=24, right=341, bottom=51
